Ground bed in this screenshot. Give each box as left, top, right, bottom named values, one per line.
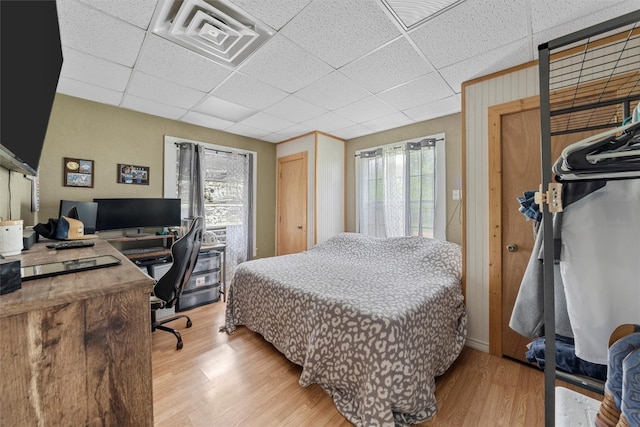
left=222, top=233, right=467, bottom=426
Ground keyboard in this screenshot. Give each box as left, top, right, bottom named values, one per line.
left=46, top=241, right=95, bottom=250
left=121, top=246, right=166, bottom=255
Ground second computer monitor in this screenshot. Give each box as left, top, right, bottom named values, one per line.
left=59, top=200, right=98, bottom=234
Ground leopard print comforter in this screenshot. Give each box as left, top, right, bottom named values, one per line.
left=223, top=233, right=467, bottom=426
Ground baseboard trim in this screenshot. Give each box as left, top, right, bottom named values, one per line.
left=464, top=337, right=489, bottom=353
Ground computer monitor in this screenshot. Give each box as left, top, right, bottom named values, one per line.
left=59, top=200, right=98, bottom=234
left=93, top=198, right=181, bottom=236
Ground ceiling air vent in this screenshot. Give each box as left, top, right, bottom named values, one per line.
left=151, top=0, right=274, bottom=68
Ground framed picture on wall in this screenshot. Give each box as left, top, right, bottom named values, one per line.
left=117, top=163, right=149, bottom=185
left=64, top=158, right=94, bottom=188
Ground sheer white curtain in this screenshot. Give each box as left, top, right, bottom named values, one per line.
left=356, top=137, right=443, bottom=239
left=203, top=149, right=252, bottom=281
left=175, top=143, right=253, bottom=283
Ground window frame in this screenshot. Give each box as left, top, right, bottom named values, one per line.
left=355, top=133, right=446, bottom=240
left=163, top=135, right=258, bottom=257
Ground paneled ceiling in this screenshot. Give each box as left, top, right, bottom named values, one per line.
left=55, top=0, right=639, bottom=142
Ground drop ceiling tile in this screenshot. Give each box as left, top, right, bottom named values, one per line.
left=409, top=0, right=529, bottom=68
left=230, top=0, right=312, bottom=30
left=301, top=111, right=356, bottom=133
left=193, top=96, right=256, bottom=121
left=239, top=34, right=334, bottom=93
left=279, top=0, right=401, bottom=68
left=56, top=0, right=146, bottom=67
left=341, top=37, right=434, bottom=93
left=239, top=111, right=296, bottom=133
left=77, top=0, right=158, bottom=29
left=284, top=123, right=315, bottom=135
left=212, top=73, right=288, bottom=110
left=136, top=34, right=233, bottom=92
left=225, top=123, right=271, bottom=139
left=294, top=71, right=371, bottom=110
left=262, top=96, right=327, bottom=123
left=269, top=123, right=315, bottom=141
left=60, top=47, right=132, bottom=92
left=181, top=111, right=235, bottom=130
left=56, top=77, right=124, bottom=106
left=361, top=111, right=413, bottom=132
left=530, top=0, right=640, bottom=54
left=377, top=73, right=454, bottom=110
left=530, top=0, right=635, bottom=34
left=332, top=123, right=377, bottom=140
left=333, top=96, right=398, bottom=123
left=128, top=72, right=207, bottom=109
left=404, top=95, right=461, bottom=121
left=439, top=38, right=532, bottom=92
left=121, top=94, right=187, bottom=120
left=383, top=0, right=462, bottom=29
left=55, top=0, right=639, bottom=142
left=261, top=133, right=287, bottom=143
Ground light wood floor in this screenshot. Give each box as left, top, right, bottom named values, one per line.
left=151, top=301, right=600, bottom=426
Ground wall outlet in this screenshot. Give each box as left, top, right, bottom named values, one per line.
left=452, top=189, right=461, bottom=200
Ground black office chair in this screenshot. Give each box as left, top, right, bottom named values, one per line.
left=150, top=216, right=204, bottom=350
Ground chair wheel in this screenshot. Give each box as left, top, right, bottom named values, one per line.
left=176, top=341, right=183, bottom=350
left=186, top=319, right=192, bottom=328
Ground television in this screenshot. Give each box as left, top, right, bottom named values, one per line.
left=0, top=1, right=63, bottom=176
left=59, top=200, right=99, bottom=234
left=94, top=198, right=182, bottom=236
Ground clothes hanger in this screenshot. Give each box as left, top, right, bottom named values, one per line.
left=553, top=156, right=640, bottom=181
left=562, top=121, right=640, bottom=170
left=586, top=132, right=640, bottom=163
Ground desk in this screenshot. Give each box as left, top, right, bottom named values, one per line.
left=105, top=234, right=175, bottom=260
left=0, top=239, right=154, bottom=426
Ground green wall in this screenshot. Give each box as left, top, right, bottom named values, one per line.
left=1, top=94, right=462, bottom=253
left=345, top=113, right=462, bottom=245
left=35, top=94, right=277, bottom=258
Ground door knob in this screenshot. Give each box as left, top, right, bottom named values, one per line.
left=297, top=225, right=303, bottom=229
left=506, top=243, right=518, bottom=252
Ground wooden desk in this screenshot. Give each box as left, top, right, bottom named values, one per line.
left=105, top=234, right=175, bottom=261
left=0, top=239, right=154, bottom=426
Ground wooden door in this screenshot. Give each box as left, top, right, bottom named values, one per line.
left=277, top=152, right=307, bottom=255
left=490, top=98, right=605, bottom=362
left=500, top=108, right=542, bottom=362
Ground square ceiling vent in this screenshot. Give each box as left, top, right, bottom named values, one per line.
left=151, top=0, right=274, bottom=68
left=382, top=0, right=465, bottom=29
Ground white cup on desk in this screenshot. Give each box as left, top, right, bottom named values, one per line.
left=0, top=219, right=24, bottom=257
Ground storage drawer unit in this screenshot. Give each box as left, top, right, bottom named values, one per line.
left=149, top=262, right=172, bottom=279
left=183, top=269, right=220, bottom=293
left=176, top=249, right=221, bottom=312
left=193, top=252, right=220, bottom=272
left=176, top=284, right=220, bottom=312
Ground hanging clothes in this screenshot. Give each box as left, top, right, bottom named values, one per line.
left=509, top=214, right=574, bottom=339
left=559, top=179, right=640, bottom=364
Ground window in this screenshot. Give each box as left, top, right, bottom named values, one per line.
left=355, top=134, right=446, bottom=239
left=164, top=136, right=257, bottom=282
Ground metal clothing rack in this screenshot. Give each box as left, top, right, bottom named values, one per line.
left=538, top=10, right=640, bottom=426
